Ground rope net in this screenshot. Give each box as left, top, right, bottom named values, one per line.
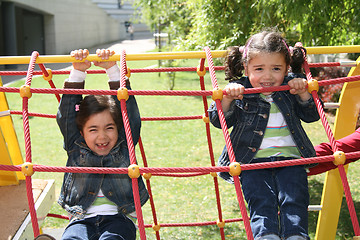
left=0, top=47, right=360, bottom=239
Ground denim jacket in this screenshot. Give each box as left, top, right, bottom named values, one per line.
left=56, top=80, right=149, bottom=219
left=209, top=74, right=321, bottom=182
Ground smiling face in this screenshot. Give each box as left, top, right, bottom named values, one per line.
left=81, top=110, right=118, bottom=156
left=244, top=52, right=288, bottom=95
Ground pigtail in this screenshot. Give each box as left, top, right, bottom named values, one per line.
left=290, top=43, right=307, bottom=74
left=224, top=46, right=244, bottom=82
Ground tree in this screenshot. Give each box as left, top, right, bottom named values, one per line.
left=134, top=0, right=360, bottom=50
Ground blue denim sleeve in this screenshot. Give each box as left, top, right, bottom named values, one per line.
left=56, top=94, right=82, bottom=151
left=294, top=94, right=322, bottom=123
left=113, top=85, right=141, bottom=146
left=285, top=72, right=322, bottom=123
left=208, top=100, right=236, bottom=129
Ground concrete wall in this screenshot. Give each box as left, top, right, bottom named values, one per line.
left=1, top=0, right=126, bottom=55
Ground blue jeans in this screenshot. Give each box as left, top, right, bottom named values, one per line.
left=240, top=162, right=309, bottom=240
left=61, top=213, right=136, bottom=240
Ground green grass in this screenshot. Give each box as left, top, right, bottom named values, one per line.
left=3, top=59, right=359, bottom=239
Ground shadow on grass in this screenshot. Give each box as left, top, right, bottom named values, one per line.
left=308, top=177, right=360, bottom=239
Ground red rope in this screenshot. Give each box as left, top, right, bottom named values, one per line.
left=10, top=110, right=56, bottom=118
left=2, top=75, right=360, bottom=97
left=2, top=151, right=360, bottom=175
left=142, top=115, right=202, bottom=121
left=23, top=51, right=40, bottom=237
left=46, top=213, right=70, bottom=220
left=204, top=46, right=253, bottom=240
left=0, top=62, right=345, bottom=76
left=47, top=80, right=61, bottom=102
left=301, top=51, right=360, bottom=236
left=38, top=63, right=61, bottom=102
left=142, top=218, right=243, bottom=228
left=198, top=57, right=226, bottom=239
left=151, top=172, right=207, bottom=177
left=2, top=48, right=360, bottom=239
left=119, top=49, right=147, bottom=240
left=138, top=137, right=161, bottom=240
left=338, top=164, right=360, bottom=235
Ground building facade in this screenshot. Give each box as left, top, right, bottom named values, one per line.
left=0, top=0, right=143, bottom=56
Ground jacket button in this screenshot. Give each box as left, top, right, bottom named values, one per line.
left=108, top=191, right=113, bottom=196
left=252, top=148, right=257, bottom=152
left=262, top=114, right=267, bottom=119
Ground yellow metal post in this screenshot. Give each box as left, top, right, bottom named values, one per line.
left=315, top=57, right=360, bottom=239
left=0, top=128, right=19, bottom=185
left=0, top=77, right=24, bottom=183
left=0, top=45, right=358, bottom=64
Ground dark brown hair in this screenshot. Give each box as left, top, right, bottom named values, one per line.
left=224, top=30, right=307, bottom=82
left=76, top=95, right=122, bottom=132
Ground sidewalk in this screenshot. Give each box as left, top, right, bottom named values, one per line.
left=18, top=32, right=155, bottom=239
left=1, top=31, right=155, bottom=85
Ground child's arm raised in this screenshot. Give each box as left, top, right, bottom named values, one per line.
left=208, top=82, right=245, bottom=130
left=70, top=49, right=91, bottom=72
left=288, top=77, right=320, bottom=123
left=288, top=78, right=311, bottom=102
left=96, top=48, right=141, bottom=146
left=57, top=49, right=90, bottom=151
left=93, top=48, right=116, bottom=70
left=222, top=83, right=245, bottom=112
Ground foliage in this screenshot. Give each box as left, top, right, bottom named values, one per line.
left=313, top=66, right=347, bottom=119
left=134, top=0, right=360, bottom=50
left=316, top=67, right=347, bottom=103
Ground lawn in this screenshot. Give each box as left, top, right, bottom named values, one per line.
left=3, top=58, right=359, bottom=240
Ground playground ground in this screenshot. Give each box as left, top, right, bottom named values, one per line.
left=9, top=31, right=156, bottom=239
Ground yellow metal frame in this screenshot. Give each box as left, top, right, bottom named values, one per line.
left=0, top=77, right=25, bottom=185
left=0, top=45, right=359, bottom=64
left=315, top=57, right=360, bottom=240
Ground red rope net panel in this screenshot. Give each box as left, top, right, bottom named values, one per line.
left=300, top=50, right=360, bottom=236
left=0, top=48, right=360, bottom=239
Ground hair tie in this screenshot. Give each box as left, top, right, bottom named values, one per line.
left=294, top=42, right=303, bottom=48
left=239, top=46, right=245, bottom=53
left=289, top=46, right=294, bottom=55
left=75, top=104, right=80, bottom=112
left=282, top=39, right=293, bottom=55
left=243, top=39, right=253, bottom=59
left=294, top=42, right=306, bottom=59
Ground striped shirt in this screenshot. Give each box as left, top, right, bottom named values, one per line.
left=85, top=190, right=137, bottom=226
left=254, top=94, right=301, bottom=159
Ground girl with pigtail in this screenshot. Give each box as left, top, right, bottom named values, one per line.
left=56, top=49, right=148, bottom=240
left=209, top=30, right=321, bottom=240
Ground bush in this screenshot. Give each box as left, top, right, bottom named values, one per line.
left=314, top=66, right=347, bottom=105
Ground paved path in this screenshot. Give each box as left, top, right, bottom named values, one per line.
left=1, top=31, right=155, bottom=85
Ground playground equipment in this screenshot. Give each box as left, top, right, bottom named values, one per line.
left=0, top=77, right=55, bottom=239
left=0, top=45, right=360, bottom=239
